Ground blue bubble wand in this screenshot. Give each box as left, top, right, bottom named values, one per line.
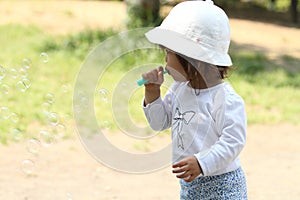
left=136, top=70, right=169, bottom=86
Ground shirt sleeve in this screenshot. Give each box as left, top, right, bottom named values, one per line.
left=142, top=91, right=173, bottom=132
left=194, top=93, right=247, bottom=176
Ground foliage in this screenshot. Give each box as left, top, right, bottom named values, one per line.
left=41, top=29, right=117, bottom=59
left=214, top=0, right=296, bottom=11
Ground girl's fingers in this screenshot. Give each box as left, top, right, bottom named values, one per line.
left=176, top=170, right=191, bottom=179
left=176, top=171, right=196, bottom=182
left=154, top=66, right=164, bottom=84
left=183, top=175, right=193, bottom=182
left=172, top=166, right=187, bottom=174
left=157, top=66, right=164, bottom=74
left=141, top=66, right=164, bottom=84
left=172, top=160, right=187, bottom=168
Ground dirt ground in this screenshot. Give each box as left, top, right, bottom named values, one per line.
left=1, top=124, right=300, bottom=199
left=1, top=1, right=300, bottom=199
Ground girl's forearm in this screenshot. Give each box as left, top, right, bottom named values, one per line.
left=144, top=84, right=161, bottom=105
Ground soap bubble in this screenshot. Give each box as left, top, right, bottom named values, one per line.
left=10, top=128, right=23, bottom=142
left=22, top=58, right=32, bottom=69
left=73, top=28, right=174, bottom=173
left=75, top=91, right=89, bottom=108
left=98, top=88, right=109, bottom=103
left=47, top=112, right=60, bottom=126
left=0, top=66, right=6, bottom=80
left=27, top=138, right=41, bottom=154
left=81, top=96, right=89, bottom=108
left=21, top=159, right=35, bottom=175
left=10, top=68, right=18, bottom=79
left=74, top=104, right=82, bottom=113
left=42, top=102, right=52, bottom=114
left=9, top=112, right=19, bottom=123
left=55, top=123, right=66, bottom=138
left=100, top=120, right=112, bottom=131
left=19, top=67, right=28, bottom=78
left=39, top=130, right=54, bottom=147
left=40, top=52, right=49, bottom=63
left=44, top=93, right=55, bottom=104
left=0, top=84, right=9, bottom=95
left=16, top=78, right=31, bottom=92
left=0, top=106, right=11, bottom=120
left=61, top=83, right=71, bottom=93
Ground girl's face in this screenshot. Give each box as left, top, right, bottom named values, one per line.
left=164, top=49, right=188, bottom=82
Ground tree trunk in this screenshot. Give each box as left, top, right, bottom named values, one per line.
left=291, top=0, right=298, bottom=23
left=126, top=0, right=161, bottom=29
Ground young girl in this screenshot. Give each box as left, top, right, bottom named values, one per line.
left=141, top=0, right=248, bottom=199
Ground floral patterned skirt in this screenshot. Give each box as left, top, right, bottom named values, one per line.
left=180, top=167, right=248, bottom=200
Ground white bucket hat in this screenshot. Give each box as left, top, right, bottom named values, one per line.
left=145, top=0, right=232, bottom=66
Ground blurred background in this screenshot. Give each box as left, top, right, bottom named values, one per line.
left=0, top=0, right=299, bottom=199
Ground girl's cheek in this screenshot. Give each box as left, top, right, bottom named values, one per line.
left=167, top=67, right=187, bottom=82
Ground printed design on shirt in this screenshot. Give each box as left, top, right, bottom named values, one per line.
left=173, top=107, right=195, bottom=150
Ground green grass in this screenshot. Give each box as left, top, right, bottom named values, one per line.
left=0, top=24, right=81, bottom=144
left=0, top=24, right=300, bottom=144
left=229, top=47, right=300, bottom=124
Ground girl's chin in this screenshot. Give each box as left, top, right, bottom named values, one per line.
left=172, top=77, right=187, bottom=82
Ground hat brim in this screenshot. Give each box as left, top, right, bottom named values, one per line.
left=145, top=28, right=232, bottom=66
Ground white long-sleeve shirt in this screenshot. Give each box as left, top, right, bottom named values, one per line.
left=143, top=81, right=247, bottom=176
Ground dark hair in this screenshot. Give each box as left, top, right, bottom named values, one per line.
left=175, top=54, right=231, bottom=80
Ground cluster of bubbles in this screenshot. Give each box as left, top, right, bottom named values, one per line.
left=20, top=94, right=71, bottom=175
left=0, top=57, right=33, bottom=95
left=0, top=57, right=33, bottom=145
left=97, top=88, right=114, bottom=131
left=0, top=53, right=73, bottom=176
left=98, top=88, right=109, bottom=103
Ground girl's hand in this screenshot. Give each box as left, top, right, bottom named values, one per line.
left=141, top=66, right=164, bottom=86
left=172, top=155, right=202, bottom=182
